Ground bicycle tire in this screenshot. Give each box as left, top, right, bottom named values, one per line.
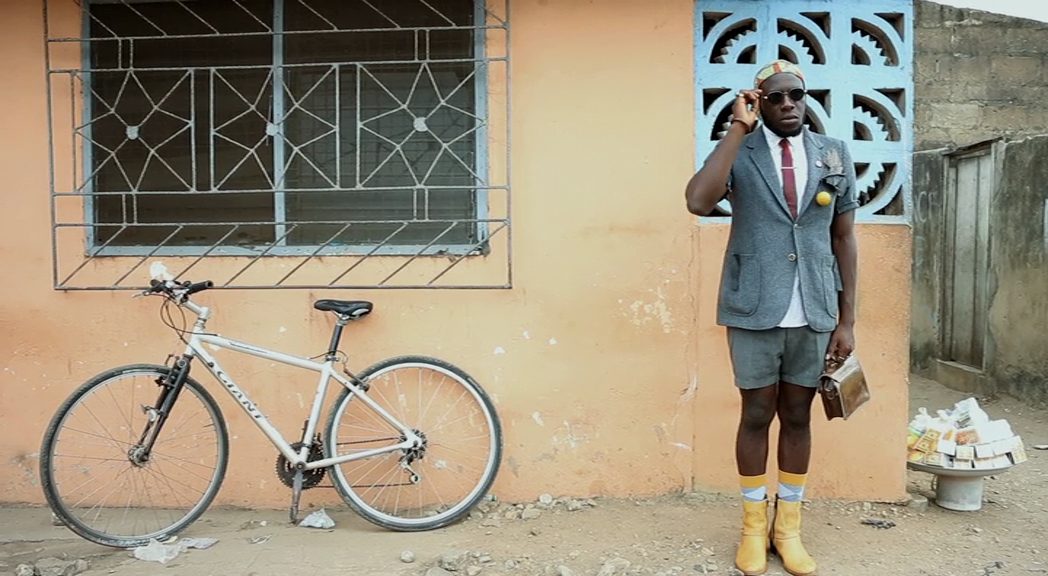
left=40, top=364, right=229, bottom=548
left=326, top=355, right=502, bottom=531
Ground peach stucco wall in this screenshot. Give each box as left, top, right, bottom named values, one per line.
left=0, top=0, right=908, bottom=508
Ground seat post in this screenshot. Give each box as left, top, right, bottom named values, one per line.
left=326, top=315, right=350, bottom=360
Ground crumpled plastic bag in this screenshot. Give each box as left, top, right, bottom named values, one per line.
left=132, top=540, right=180, bottom=564
left=132, top=537, right=219, bottom=564
left=180, top=537, right=218, bottom=550
left=298, top=508, right=335, bottom=529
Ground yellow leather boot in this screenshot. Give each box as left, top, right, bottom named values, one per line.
left=771, top=498, right=817, bottom=576
left=734, top=499, right=769, bottom=576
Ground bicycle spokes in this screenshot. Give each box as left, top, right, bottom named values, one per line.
left=328, top=357, right=501, bottom=530
left=41, top=366, right=228, bottom=547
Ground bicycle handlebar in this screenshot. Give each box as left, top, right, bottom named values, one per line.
left=186, top=280, right=214, bottom=295
left=147, top=279, right=214, bottom=301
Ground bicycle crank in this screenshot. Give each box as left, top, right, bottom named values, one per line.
left=275, top=439, right=326, bottom=489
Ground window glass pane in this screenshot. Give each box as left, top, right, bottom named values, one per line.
left=87, top=0, right=479, bottom=249
left=283, top=0, right=477, bottom=246
left=89, top=0, right=275, bottom=246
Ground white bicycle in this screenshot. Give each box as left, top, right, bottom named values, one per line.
left=39, top=279, right=502, bottom=548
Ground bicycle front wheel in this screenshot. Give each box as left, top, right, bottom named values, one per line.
left=40, top=364, right=228, bottom=547
left=326, top=356, right=502, bottom=531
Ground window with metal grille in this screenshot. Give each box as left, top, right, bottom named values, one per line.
left=84, top=0, right=485, bottom=251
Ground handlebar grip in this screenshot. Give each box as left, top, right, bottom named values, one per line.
left=185, top=281, right=214, bottom=295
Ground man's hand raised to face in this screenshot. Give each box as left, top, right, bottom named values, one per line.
left=732, top=89, right=762, bottom=132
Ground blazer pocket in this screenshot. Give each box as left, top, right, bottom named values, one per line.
left=724, top=253, right=760, bottom=316
left=822, top=255, right=839, bottom=318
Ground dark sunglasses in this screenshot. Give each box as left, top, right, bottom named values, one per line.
left=762, top=88, right=807, bottom=105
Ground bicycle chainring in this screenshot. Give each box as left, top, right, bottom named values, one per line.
left=275, top=440, right=326, bottom=489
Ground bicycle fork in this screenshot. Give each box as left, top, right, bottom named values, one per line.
left=129, top=354, right=194, bottom=466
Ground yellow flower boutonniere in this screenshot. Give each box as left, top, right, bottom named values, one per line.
left=816, top=148, right=847, bottom=207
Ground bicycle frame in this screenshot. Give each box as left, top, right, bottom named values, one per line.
left=178, top=299, right=420, bottom=471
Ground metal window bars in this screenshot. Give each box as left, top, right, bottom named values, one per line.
left=45, top=0, right=511, bottom=289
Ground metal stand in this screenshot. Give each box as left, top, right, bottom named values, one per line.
left=289, top=469, right=304, bottom=523
left=907, top=461, right=1011, bottom=511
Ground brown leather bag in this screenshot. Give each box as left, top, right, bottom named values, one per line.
left=819, top=355, right=870, bottom=420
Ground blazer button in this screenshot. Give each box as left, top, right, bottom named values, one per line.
left=787, top=253, right=797, bottom=262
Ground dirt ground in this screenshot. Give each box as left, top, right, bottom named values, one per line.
left=3, top=375, right=1047, bottom=576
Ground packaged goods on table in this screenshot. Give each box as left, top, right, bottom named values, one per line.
left=906, top=398, right=1027, bottom=470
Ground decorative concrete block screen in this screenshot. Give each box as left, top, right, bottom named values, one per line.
left=695, top=0, right=913, bottom=222
left=45, top=0, right=510, bottom=289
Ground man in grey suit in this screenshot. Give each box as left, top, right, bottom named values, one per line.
left=685, top=60, right=858, bottom=576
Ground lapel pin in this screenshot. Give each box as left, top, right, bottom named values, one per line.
left=816, top=191, right=833, bottom=206
left=815, top=160, right=824, bottom=168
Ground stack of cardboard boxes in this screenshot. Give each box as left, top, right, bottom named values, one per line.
left=906, top=398, right=1028, bottom=470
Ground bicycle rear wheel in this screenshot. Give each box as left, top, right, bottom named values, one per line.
left=326, top=355, right=501, bottom=531
left=40, top=364, right=228, bottom=547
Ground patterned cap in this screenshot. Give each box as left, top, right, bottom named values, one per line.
left=754, top=60, right=805, bottom=88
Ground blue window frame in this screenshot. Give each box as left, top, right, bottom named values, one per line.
left=79, top=0, right=493, bottom=255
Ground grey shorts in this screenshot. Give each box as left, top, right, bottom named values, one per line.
left=727, top=326, right=832, bottom=389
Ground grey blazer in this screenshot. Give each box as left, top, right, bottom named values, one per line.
left=716, top=128, right=859, bottom=333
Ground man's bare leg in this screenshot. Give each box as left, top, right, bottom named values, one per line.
left=772, top=381, right=817, bottom=576
left=736, top=385, right=779, bottom=475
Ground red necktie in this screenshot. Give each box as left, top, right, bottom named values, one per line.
left=779, top=139, right=798, bottom=219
